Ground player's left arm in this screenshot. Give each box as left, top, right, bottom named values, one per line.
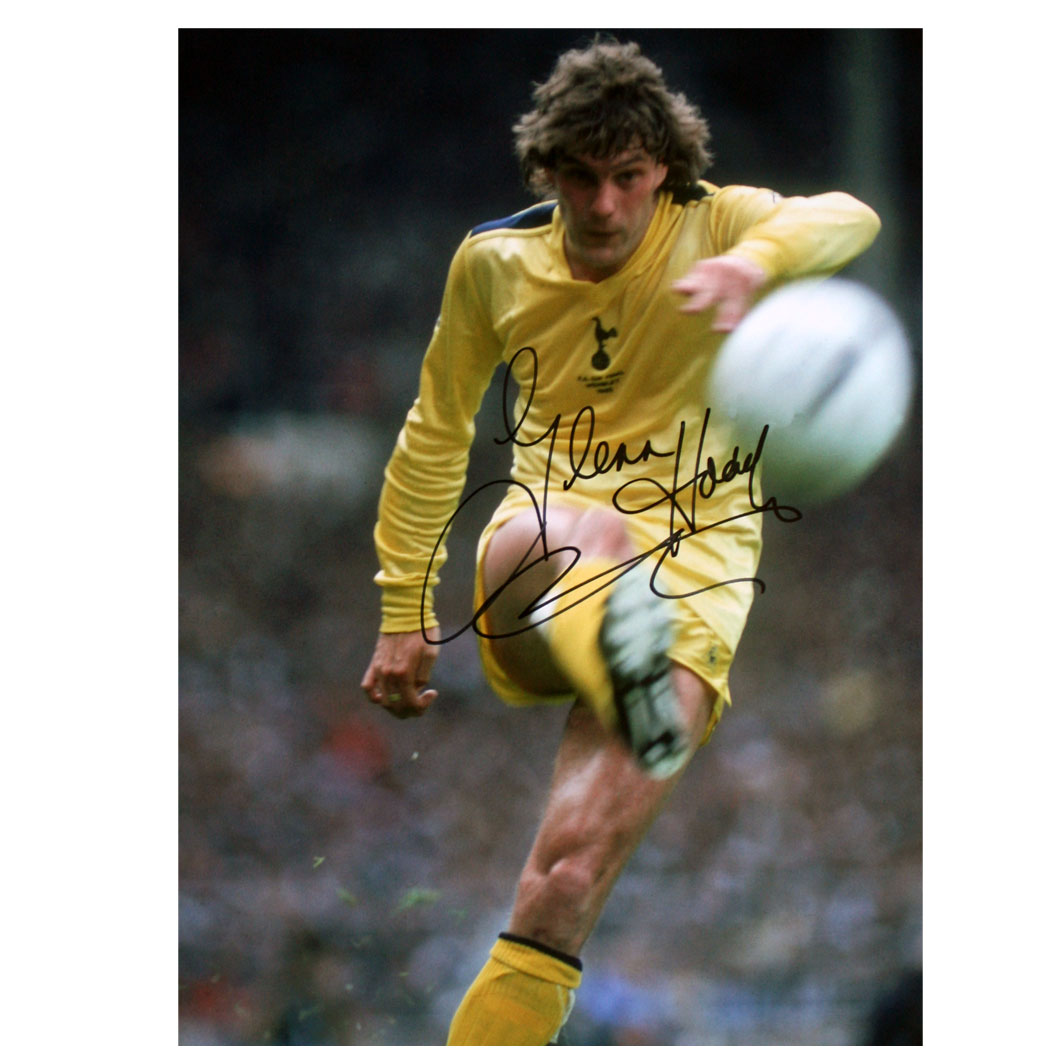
left=671, top=255, right=768, bottom=330
left=673, top=186, right=881, bottom=329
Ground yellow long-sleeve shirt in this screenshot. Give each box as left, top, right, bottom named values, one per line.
left=373, top=181, right=879, bottom=658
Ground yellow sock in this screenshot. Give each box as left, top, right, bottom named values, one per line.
left=446, top=934, right=582, bottom=1045
left=541, top=557, right=620, bottom=730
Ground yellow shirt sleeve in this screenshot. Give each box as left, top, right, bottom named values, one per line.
left=371, top=183, right=881, bottom=636
left=372, top=238, right=502, bottom=632
left=707, top=184, right=881, bottom=281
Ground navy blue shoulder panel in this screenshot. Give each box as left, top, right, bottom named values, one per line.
left=470, top=202, right=556, bottom=237
left=671, top=182, right=713, bottom=206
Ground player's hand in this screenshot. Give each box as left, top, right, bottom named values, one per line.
left=672, top=255, right=767, bottom=331
left=361, top=628, right=440, bottom=718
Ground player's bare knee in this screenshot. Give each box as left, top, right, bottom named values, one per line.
left=548, top=851, right=601, bottom=902
left=513, top=852, right=600, bottom=948
left=570, top=507, right=631, bottom=560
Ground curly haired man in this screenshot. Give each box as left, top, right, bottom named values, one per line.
left=362, top=38, right=880, bottom=1044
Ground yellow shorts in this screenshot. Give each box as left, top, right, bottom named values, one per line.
left=471, top=501, right=754, bottom=746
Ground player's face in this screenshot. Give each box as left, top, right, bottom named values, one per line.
left=549, top=149, right=669, bottom=282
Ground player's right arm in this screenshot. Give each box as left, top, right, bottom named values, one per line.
left=361, top=628, right=440, bottom=718
left=366, top=237, right=501, bottom=711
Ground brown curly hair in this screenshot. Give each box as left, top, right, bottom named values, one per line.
left=513, top=38, right=713, bottom=198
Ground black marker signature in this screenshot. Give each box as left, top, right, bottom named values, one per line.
left=422, top=346, right=801, bottom=643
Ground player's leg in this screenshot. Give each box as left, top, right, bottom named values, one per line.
left=476, top=505, right=625, bottom=697
left=509, top=664, right=714, bottom=953
left=447, top=665, right=715, bottom=1045
left=478, top=505, right=691, bottom=776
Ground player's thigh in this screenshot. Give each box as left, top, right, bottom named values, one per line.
left=481, top=505, right=633, bottom=607
left=479, top=505, right=634, bottom=691
left=477, top=508, right=576, bottom=690
left=480, top=506, right=579, bottom=627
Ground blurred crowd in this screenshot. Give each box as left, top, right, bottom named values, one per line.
left=179, top=29, right=922, bottom=1045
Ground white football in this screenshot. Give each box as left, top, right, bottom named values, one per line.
left=709, top=277, right=913, bottom=505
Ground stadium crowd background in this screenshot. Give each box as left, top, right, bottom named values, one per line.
left=179, top=28, right=922, bottom=1045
